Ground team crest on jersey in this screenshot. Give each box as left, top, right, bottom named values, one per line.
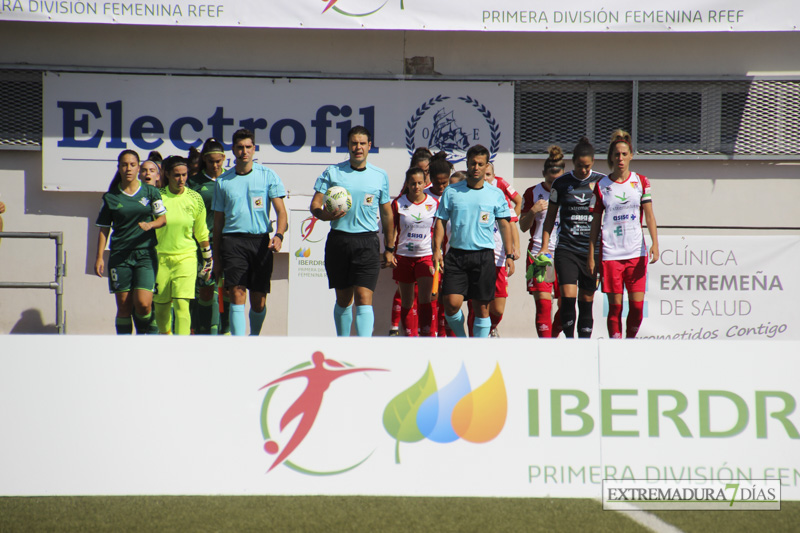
left=425, top=204, right=433, bottom=211
left=139, top=197, right=150, bottom=207
left=364, top=194, right=375, bottom=206
left=589, top=182, right=596, bottom=191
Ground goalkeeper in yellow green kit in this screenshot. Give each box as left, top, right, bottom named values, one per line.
left=154, top=156, right=212, bottom=335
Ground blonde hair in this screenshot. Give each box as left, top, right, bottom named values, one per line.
left=607, top=129, right=633, bottom=168
left=543, top=145, right=565, bottom=173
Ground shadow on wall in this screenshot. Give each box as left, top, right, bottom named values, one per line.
left=10, top=309, right=58, bottom=334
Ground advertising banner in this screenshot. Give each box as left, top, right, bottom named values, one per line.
left=638, top=235, right=800, bottom=341
left=288, top=209, right=335, bottom=336
left=42, top=72, right=514, bottom=195
left=0, top=336, right=797, bottom=498
left=2, top=1, right=797, bottom=32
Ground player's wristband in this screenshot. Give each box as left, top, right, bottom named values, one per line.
left=385, top=247, right=395, bottom=253
left=274, top=233, right=284, bottom=241
left=506, top=254, right=514, bottom=260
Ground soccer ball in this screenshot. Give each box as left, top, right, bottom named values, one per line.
left=324, top=186, right=352, bottom=213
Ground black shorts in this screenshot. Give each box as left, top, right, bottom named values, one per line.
left=220, top=233, right=274, bottom=293
left=554, top=248, right=598, bottom=293
left=325, top=230, right=380, bottom=291
left=441, top=248, right=495, bottom=302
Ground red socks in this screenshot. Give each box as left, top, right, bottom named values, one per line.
left=627, top=300, right=644, bottom=338
left=419, top=302, right=433, bottom=337
left=535, top=298, right=552, bottom=338
left=607, top=303, right=623, bottom=339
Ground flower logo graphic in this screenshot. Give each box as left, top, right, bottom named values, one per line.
left=260, top=351, right=387, bottom=475
left=382, top=362, right=507, bottom=463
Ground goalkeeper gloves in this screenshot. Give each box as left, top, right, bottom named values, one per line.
left=199, top=246, right=213, bottom=283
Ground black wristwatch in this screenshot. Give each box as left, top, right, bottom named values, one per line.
left=274, top=233, right=284, bottom=241
left=385, top=247, right=395, bottom=253
left=506, top=253, right=514, bottom=259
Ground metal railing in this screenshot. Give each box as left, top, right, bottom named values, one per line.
left=0, top=231, right=66, bottom=334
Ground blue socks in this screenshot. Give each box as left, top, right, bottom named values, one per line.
left=473, top=316, right=491, bottom=338
left=230, top=304, right=246, bottom=336
left=334, top=303, right=353, bottom=337
left=249, top=307, right=266, bottom=336
left=355, top=305, right=374, bottom=337
left=445, top=309, right=467, bottom=337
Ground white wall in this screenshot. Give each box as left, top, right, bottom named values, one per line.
left=1, top=21, right=798, bottom=335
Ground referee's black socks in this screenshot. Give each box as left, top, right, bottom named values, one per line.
left=577, top=300, right=594, bottom=338
left=560, top=297, right=576, bottom=338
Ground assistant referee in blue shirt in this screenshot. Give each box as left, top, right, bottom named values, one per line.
left=432, top=145, right=515, bottom=338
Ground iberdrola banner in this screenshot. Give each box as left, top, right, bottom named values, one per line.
left=0, top=336, right=798, bottom=499
left=1, top=0, right=797, bottom=32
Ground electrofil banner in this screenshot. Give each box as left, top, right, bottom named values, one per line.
left=1, top=1, right=797, bottom=32
left=42, top=72, right=514, bottom=194
left=0, top=337, right=797, bottom=498
left=638, top=235, right=800, bottom=341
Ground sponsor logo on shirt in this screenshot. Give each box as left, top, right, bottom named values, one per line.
left=573, top=193, right=590, bottom=204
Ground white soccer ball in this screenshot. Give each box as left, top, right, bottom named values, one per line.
left=324, top=186, right=352, bottom=214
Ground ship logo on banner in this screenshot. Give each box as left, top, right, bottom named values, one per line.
left=406, top=95, right=502, bottom=164
left=383, top=362, right=507, bottom=463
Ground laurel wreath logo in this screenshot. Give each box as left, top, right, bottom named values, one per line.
left=405, top=95, right=450, bottom=155
left=457, top=95, right=501, bottom=159
left=405, top=94, right=501, bottom=162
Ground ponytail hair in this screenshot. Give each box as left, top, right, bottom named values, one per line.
left=147, top=150, right=163, bottom=165
left=429, top=150, right=451, bottom=178
left=409, top=147, right=433, bottom=169
left=163, top=155, right=189, bottom=176
left=405, top=166, right=425, bottom=185
left=201, top=137, right=225, bottom=157
left=187, top=146, right=201, bottom=171
left=543, top=145, right=566, bottom=173
left=572, top=136, right=595, bottom=162
left=607, top=129, right=633, bottom=168
left=108, top=149, right=140, bottom=192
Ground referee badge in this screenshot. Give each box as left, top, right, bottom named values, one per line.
left=363, top=194, right=375, bottom=206
left=479, top=211, right=491, bottom=224
left=252, top=196, right=265, bottom=209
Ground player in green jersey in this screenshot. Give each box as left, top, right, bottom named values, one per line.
left=187, top=138, right=228, bottom=334
left=95, top=150, right=167, bottom=334
left=153, top=156, right=211, bottom=335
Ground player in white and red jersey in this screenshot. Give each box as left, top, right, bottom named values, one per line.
left=588, top=130, right=659, bottom=339
left=520, top=145, right=564, bottom=338
left=388, top=148, right=433, bottom=336
left=390, top=167, right=439, bottom=336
